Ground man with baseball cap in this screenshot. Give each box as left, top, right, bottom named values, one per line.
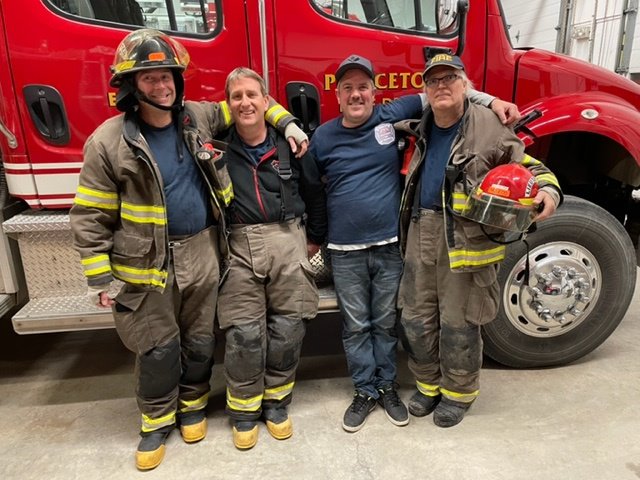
left=395, top=54, right=561, bottom=427
left=310, top=53, right=522, bottom=433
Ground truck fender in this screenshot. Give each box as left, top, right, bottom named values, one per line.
left=517, top=91, right=640, bottom=165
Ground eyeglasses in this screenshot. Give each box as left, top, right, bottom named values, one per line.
left=424, top=73, right=461, bottom=88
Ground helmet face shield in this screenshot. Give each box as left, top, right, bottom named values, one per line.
left=460, top=163, right=540, bottom=232
left=463, top=191, right=536, bottom=232
left=110, top=29, right=190, bottom=87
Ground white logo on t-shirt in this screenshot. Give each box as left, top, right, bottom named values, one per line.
left=374, top=123, right=395, bottom=145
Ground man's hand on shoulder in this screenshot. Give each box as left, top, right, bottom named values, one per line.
left=490, top=99, right=521, bottom=126
left=284, top=123, right=309, bottom=158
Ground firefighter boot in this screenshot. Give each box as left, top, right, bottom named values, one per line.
left=135, top=425, right=173, bottom=471
left=433, top=398, right=471, bottom=428
left=263, top=406, right=293, bottom=440
left=408, top=391, right=441, bottom=417
left=232, top=420, right=258, bottom=450
left=178, top=410, right=207, bottom=443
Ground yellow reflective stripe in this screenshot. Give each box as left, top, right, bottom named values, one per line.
left=440, top=387, right=478, bottom=403
left=80, top=255, right=111, bottom=277
left=521, top=154, right=541, bottom=166
left=266, top=104, right=287, bottom=125
left=264, top=381, right=295, bottom=401
left=451, top=192, right=467, bottom=212
left=74, top=186, right=119, bottom=210
left=220, top=100, right=232, bottom=127
left=535, top=173, right=560, bottom=188
left=77, top=186, right=118, bottom=200
left=141, top=411, right=176, bottom=432
left=416, top=381, right=440, bottom=397
left=115, top=60, right=136, bottom=74
left=120, top=201, right=167, bottom=225
left=179, top=393, right=209, bottom=413
left=215, top=184, right=234, bottom=206
left=74, top=197, right=119, bottom=210
left=112, top=263, right=168, bottom=287
left=226, top=389, right=263, bottom=412
left=449, top=245, right=505, bottom=269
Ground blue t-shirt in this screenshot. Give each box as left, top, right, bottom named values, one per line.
left=419, top=119, right=462, bottom=209
left=310, top=95, right=422, bottom=245
left=141, top=121, right=213, bottom=236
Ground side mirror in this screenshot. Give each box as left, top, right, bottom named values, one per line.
left=436, top=0, right=459, bottom=33
left=436, top=0, right=469, bottom=56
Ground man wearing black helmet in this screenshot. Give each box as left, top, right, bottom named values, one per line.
left=69, top=29, right=308, bottom=471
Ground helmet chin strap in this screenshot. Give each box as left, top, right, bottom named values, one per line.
left=135, top=91, right=183, bottom=112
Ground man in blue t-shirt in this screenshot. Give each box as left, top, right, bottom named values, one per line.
left=310, top=54, right=520, bottom=433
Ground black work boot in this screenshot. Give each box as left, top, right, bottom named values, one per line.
left=377, top=384, right=409, bottom=426
left=136, top=425, right=173, bottom=471
left=433, top=398, right=471, bottom=428
left=408, top=391, right=441, bottom=417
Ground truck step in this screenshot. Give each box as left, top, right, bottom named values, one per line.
left=12, top=287, right=338, bottom=335
left=318, top=285, right=338, bottom=312
left=12, top=295, right=114, bottom=334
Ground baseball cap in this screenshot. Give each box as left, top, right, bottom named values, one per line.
left=335, top=54, right=374, bottom=82
left=422, top=53, right=465, bottom=78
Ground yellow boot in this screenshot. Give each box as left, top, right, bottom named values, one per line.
left=179, top=411, right=207, bottom=443
left=135, top=427, right=172, bottom=471
left=263, top=406, right=293, bottom=440
left=232, top=421, right=258, bottom=450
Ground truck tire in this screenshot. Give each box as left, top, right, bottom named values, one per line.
left=482, top=195, right=637, bottom=367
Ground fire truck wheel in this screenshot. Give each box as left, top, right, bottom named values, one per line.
left=482, top=195, right=637, bottom=368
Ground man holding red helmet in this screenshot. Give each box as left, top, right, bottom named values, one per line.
left=395, top=54, right=562, bottom=427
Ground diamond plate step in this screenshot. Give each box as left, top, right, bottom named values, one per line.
left=12, top=287, right=338, bottom=335
left=12, top=295, right=114, bottom=334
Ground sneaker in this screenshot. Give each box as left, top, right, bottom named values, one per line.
left=433, top=398, right=470, bottom=428
left=342, top=391, right=376, bottom=432
left=263, top=406, right=293, bottom=440
left=377, top=385, right=409, bottom=426
left=135, top=426, right=173, bottom=471
left=178, top=410, right=207, bottom=443
left=408, top=391, right=441, bottom=417
left=232, top=420, right=259, bottom=450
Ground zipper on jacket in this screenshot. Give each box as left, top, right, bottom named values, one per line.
left=252, top=146, right=277, bottom=222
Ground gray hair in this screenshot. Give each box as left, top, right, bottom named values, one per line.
left=459, top=70, right=475, bottom=92
left=225, top=67, right=267, bottom=99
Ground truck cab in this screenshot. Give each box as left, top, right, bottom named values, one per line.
left=0, top=0, right=638, bottom=367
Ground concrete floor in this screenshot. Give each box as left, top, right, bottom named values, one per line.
left=1, top=275, right=639, bottom=480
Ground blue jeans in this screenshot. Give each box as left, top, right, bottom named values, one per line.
left=330, top=243, right=403, bottom=399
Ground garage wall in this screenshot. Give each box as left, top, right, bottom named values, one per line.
left=501, top=0, right=640, bottom=77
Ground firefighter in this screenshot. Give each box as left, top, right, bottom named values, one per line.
left=395, top=54, right=562, bottom=427
left=310, top=54, right=522, bottom=433
left=216, top=68, right=327, bottom=450
left=69, top=30, right=307, bottom=470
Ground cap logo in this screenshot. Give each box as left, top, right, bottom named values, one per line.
left=431, top=53, right=453, bottom=63
left=148, top=52, right=167, bottom=61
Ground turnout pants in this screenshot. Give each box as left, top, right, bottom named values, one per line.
left=112, top=226, right=220, bottom=432
left=217, top=219, right=318, bottom=421
left=398, top=210, right=499, bottom=404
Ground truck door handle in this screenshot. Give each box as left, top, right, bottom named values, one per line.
left=285, top=82, right=320, bottom=135
left=22, top=85, right=71, bottom=146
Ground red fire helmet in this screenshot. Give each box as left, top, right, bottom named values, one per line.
left=461, top=163, right=539, bottom=232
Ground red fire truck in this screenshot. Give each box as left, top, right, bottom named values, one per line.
left=0, top=0, right=638, bottom=368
